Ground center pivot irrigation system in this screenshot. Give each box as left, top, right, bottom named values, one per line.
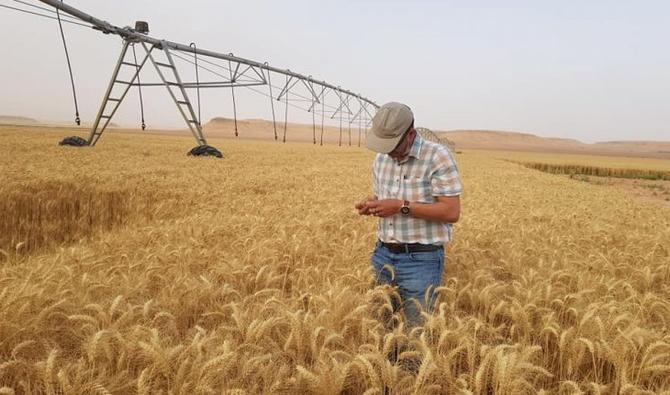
left=2, top=0, right=383, bottom=157
left=3, top=0, right=452, bottom=157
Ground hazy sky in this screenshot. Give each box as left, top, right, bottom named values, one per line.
left=1, top=0, right=668, bottom=142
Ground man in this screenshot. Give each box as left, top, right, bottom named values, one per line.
left=355, top=102, right=462, bottom=327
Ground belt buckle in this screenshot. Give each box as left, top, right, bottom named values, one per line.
left=381, top=241, right=411, bottom=254
left=392, top=243, right=409, bottom=254
left=391, top=243, right=406, bottom=254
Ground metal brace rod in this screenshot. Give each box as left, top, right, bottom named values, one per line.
left=88, top=40, right=152, bottom=146
left=361, top=102, right=375, bottom=120
left=277, top=75, right=301, bottom=101
left=307, top=85, right=328, bottom=113
left=249, top=65, right=267, bottom=83
left=349, top=99, right=365, bottom=124
left=39, top=0, right=378, bottom=110
left=171, top=47, right=343, bottom=113
left=233, top=63, right=251, bottom=81
left=339, top=90, right=354, bottom=115
left=331, top=97, right=344, bottom=119
left=163, top=42, right=207, bottom=143
left=88, top=40, right=130, bottom=145
left=263, top=63, right=278, bottom=141
left=301, top=78, right=320, bottom=104
left=347, top=95, right=352, bottom=145
left=130, top=82, right=266, bottom=88
left=144, top=41, right=206, bottom=145
left=230, top=61, right=241, bottom=81
left=172, top=50, right=266, bottom=85
left=331, top=89, right=352, bottom=119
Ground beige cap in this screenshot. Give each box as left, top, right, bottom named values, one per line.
left=366, top=102, right=414, bottom=153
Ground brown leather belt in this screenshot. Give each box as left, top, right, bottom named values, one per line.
left=379, top=241, right=443, bottom=254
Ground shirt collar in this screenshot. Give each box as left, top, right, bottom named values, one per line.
left=397, top=134, right=422, bottom=164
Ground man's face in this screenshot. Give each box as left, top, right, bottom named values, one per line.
left=389, top=128, right=416, bottom=161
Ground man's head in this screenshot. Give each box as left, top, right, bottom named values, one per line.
left=388, top=124, right=416, bottom=161
left=366, top=102, right=415, bottom=155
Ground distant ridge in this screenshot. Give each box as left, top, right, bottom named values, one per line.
left=595, top=140, right=670, bottom=145
left=439, top=129, right=670, bottom=159
left=0, top=115, right=122, bottom=129
left=208, top=117, right=236, bottom=124
left=0, top=115, right=38, bottom=125
left=2, top=115, right=668, bottom=159
left=202, top=117, right=357, bottom=145
left=206, top=119, right=670, bottom=159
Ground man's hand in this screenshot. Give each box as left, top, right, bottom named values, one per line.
left=365, top=199, right=403, bottom=218
left=355, top=196, right=377, bottom=215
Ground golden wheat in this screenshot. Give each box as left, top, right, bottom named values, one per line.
left=0, top=126, right=669, bottom=393
left=510, top=161, right=670, bottom=181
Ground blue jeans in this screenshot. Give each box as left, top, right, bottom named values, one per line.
left=371, top=241, right=445, bottom=327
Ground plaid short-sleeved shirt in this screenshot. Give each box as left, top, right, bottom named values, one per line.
left=373, top=135, right=462, bottom=245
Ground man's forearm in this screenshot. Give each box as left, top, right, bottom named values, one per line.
left=363, top=196, right=460, bottom=222
left=409, top=201, right=460, bottom=223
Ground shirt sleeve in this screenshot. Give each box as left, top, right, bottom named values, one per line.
left=430, top=147, right=462, bottom=196
left=372, top=155, right=380, bottom=197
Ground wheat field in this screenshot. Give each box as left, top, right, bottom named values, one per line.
left=1, top=126, right=670, bottom=394
left=509, top=162, right=670, bottom=181
left=482, top=150, right=670, bottom=172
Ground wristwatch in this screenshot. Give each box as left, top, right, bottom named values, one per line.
left=400, top=200, right=410, bottom=216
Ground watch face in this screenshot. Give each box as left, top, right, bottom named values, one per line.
left=401, top=206, right=410, bottom=215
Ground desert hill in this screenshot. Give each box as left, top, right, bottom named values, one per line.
left=0, top=115, right=38, bottom=125
left=0, top=115, right=120, bottom=129
left=439, top=129, right=670, bottom=159
left=202, top=117, right=364, bottom=145
left=202, top=119, right=670, bottom=159
left=3, top=114, right=668, bottom=159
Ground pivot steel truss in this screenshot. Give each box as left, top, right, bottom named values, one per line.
left=35, top=0, right=379, bottom=147
left=416, top=127, right=456, bottom=153
left=89, top=40, right=207, bottom=146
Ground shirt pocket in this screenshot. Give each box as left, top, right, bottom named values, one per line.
left=401, top=177, right=432, bottom=203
